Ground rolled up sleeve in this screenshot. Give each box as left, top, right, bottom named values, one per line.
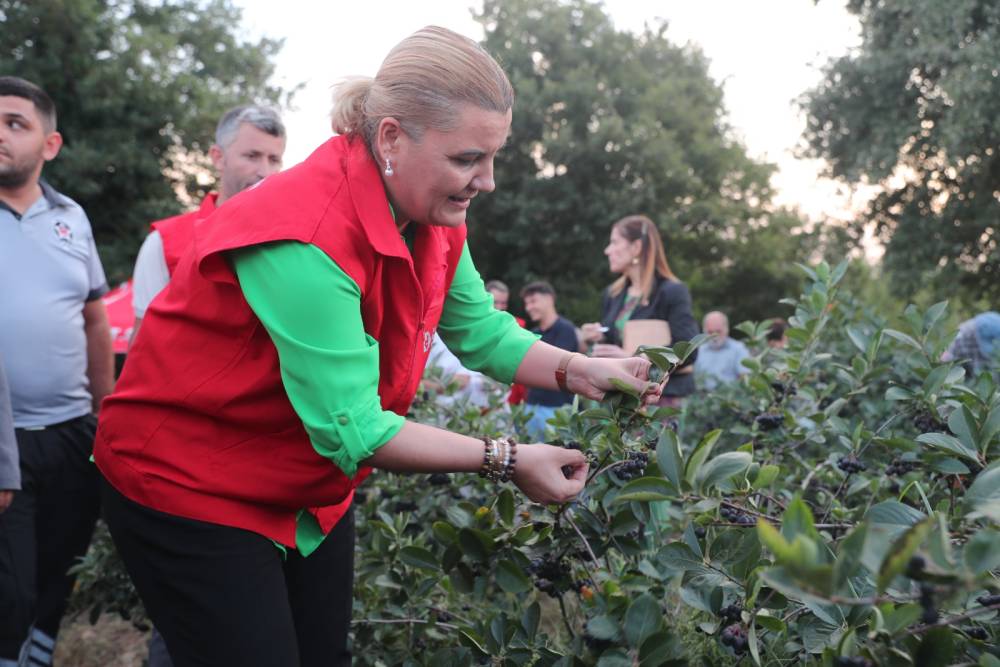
left=230, top=241, right=405, bottom=478
left=437, top=243, right=539, bottom=383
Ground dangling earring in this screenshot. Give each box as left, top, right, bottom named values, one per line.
left=384, top=157, right=393, bottom=177
left=631, top=256, right=639, bottom=265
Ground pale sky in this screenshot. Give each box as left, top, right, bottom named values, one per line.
left=237, top=0, right=863, bottom=226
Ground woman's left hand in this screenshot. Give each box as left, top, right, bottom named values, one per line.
left=565, top=355, right=661, bottom=404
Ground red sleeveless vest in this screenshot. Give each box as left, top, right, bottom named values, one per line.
left=95, top=136, right=467, bottom=547
left=150, top=193, right=218, bottom=275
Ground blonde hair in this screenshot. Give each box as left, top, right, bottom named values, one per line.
left=608, top=215, right=679, bottom=303
left=330, top=26, right=514, bottom=155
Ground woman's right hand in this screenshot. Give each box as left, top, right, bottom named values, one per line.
left=580, top=322, right=605, bottom=343
left=512, top=444, right=588, bottom=504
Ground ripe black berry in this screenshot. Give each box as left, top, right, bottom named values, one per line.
left=976, top=594, right=1000, bottom=607
left=719, top=623, right=747, bottom=654
left=912, top=411, right=944, bottom=434
left=755, top=412, right=783, bottom=431
left=837, top=456, right=867, bottom=474
left=694, top=526, right=707, bottom=538
left=919, top=582, right=937, bottom=624
left=434, top=609, right=453, bottom=623
left=428, top=473, right=450, bottom=486
left=718, top=603, right=742, bottom=624
left=393, top=500, right=418, bottom=513
left=906, top=555, right=926, bottom=578
left=720, top=505, right=756, bottom=526
left=966, top=627, right=988, bottom=640
left=886, top=457, right=919, bottom=476
left=834, top=658, right=872, bottom=667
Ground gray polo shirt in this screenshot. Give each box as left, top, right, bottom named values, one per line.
left=0, top=181, right=109, bottom=428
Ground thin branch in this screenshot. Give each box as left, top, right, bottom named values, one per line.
left=903, top=602, right=1000, bottom=636
left=353, top=617, right=459, bottom=630
left=565, top=510, right=600, bottom=583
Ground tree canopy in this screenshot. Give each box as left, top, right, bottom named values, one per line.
left=0, top=0, right=288, bottom=281
left=800, top=0, right=1000, bottom=307
left=470, top=0, right=825, bottom=325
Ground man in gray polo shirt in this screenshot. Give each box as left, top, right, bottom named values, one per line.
left=0, top=76, right=113, bottom=667
left=0, top=357, right=18, bottom=514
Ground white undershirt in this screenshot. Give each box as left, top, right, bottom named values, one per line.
left=131, top=230, right=171, bottom=318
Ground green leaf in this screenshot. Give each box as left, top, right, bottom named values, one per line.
left=656, top=429, right=684, bottom=490
left=521, top=602, right=541, bottom=640
left=398, top=545, right=439, bottom=571
left=877, top=517, right=934, bottom=592
left=916, top=432, right=980, bottom=463
left=609, top=377, right=641, bottom=398
left=639, top=630, right=680, bottom=666
left=586, top=615, right=620, bottom=641
left=754, top=614, right=785, bottom=632
left=963, top=529, right=1000, bottom=574
left=948, top=405, right=979, bottom=453
left=697, top=451, right=752, bottom=491
left=885, top=385, right=914, bottom=401
left=867, top=501, right=927, bottom=527
left=495, top=559, right=532, bottom=594
left=497, top=489, right=515, bottom=526
left=624, top=593, right=662, bottom=647
left=923, top=301, right=948, bottom=334
left=915, top=627, right=955, bottom=666
left=781, top=497, right=820, bottom=544
left=833, top=523, right=867, bottom=592
left=657, top=542, right=703, bottom=575
left=432, top=521, right=458, bottom=544
left=596, top=651, right=631, bottom=667
left=752, top=464, right=780, bottom=489
left=458, top=528, right=492, bottom=562
left=965, top=465, right=1000, bottom=521
left=684, top=429, right=722, bottom=486
left=614, top=476, right=675, bottom=503
left=884, top=328, right=923, bottom=352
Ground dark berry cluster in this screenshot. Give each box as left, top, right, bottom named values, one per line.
left=885, top=458, right=919, bottom=476
left=976, top=593, right=1000, bottom=607
left=754, top=412, right=783, bottom=431
left=919, top=582, right=938, bottom=624
left=528, top=555, right=567, bottom=598
left=393, top=500, right=418, bottom=513
left=912, top=411, right=944, bottom=434
left=719, top=623, right=748, bottom=654
left=906, top=555, right=926, bottom=578
left=613, top=451, right=649, bottom=481
left=834, top=658, right=872, bottom=667
left=433, top=609, right=453, bottom=623
left=428, top=472, right=450, bottom=486
left=718, top=602, right=742, bottom=625
left=583, top=631, right=613, bottom=652
left=720, top=505, right=756, bottom=526
left=966, top=627, right=988, bottom=640
left=771, top=381, right=797, bottom=403
left=837, top=455, right=867, bottom=474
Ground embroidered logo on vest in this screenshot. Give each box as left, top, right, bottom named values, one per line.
left=423, top=330, right=433, bottom=352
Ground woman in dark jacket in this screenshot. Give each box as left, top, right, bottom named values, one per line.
left=582, top=215, right=699, bottom=404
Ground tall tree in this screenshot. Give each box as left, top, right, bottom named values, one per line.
left=0, top=0, right=288, bottom=281
left=471, top=0, right=823, bottom=325
left=801, top=0, right=1000, bottom=306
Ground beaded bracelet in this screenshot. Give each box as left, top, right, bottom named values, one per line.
left=478, top=436, right=517, bottom=483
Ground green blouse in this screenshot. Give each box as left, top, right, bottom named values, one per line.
left=229, top=240, right=537, bottom=554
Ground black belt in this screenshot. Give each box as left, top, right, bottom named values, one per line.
left=16, top=413, right=92, bottom=432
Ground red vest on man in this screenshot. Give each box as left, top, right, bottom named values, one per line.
left=150, top=193, right=218, bottom=275
left=95, top=136, right=467, bottom=547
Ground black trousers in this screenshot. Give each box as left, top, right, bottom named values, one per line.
left=0, top=415, right=101, bottom=659
left=101, top=479, right=354, bottom=667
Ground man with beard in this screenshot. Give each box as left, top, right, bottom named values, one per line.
left=0, top=76, right=113, bottom=667
left=130, top=105, right=286, bottom=341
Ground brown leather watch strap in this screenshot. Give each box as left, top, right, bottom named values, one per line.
left=555, top=353, right=580, bottom=393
